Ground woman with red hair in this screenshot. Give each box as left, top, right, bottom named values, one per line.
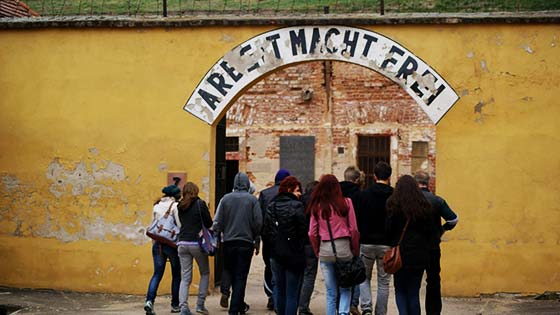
left=262, top=176, right=306, bottom=315
left=308, top=174, right=360, bottom=315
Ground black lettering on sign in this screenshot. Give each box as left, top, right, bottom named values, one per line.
left=290, top=29, right=308, bottom=56
left=342, top=30, right=359, bottom=57
left=220, top=61, right=243, bottom=82
left=396, top=56, right=418, bottom=80
left=266, top=33, right=282, bottom=59
left=381, top=45, right=404, bottom=69
left=361, top=34, right=378, bottom=57
left=207, top=73, right=233, bottom=96
left=325, top=28, right=340, bottom=54
left=239, top=44, right=260, bottom=73
left=410, top=70, right=446, bottom=106
left=309, top=28, right=321, bottom=54
left=198, top=89, right=219, bottom=110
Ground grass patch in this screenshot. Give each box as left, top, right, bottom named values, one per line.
left=23, top=0, right=560, bottom=16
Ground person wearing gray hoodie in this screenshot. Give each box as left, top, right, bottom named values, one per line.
left=214, top=172, right=262, bottom=315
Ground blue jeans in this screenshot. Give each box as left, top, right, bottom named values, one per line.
left=223, top=241, right=254, bottom=315
left=394, top=268, right=424, bottom=315
left=271, top=258, right=303, bottom=315
left=320, top=260, right=351, bottom=315
left=298, top=244, right=318, bottom=313
left=146, top=242, right=181, bottom=307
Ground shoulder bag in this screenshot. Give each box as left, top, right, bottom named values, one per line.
left=197, top=200, right=217, bottom=256
left=382, top=219, right=409, bottom=274
left=325, top=214, right=366, bottom=288
left=146, top=201, right=180, bottom=248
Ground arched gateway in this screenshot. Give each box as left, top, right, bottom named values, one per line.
left=184, top=25, right=458, bottom=125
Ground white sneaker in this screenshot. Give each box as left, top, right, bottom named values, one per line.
left=144, top=300, right=155, bottom=315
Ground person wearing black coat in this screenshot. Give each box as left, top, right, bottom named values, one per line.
left=356, top=161, right=393, bottom=315
left=414, top=171, right=458, bottom=315
left=259, top=168, right=291, bottom=310
left=386, top=175, right=438, bottom=315
left=262, top=176, right=306, bottom=315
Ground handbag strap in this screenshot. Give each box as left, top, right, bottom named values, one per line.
left=397, top=219, right=410, bottom=245
left=325, top=212, right=339, bottom=259
left=196, top=199, right=206, bottom=230
left=163, top=200, right=174, bottom=219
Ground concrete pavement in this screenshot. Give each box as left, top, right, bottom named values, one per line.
left=1, top=256, right=558, bottom=314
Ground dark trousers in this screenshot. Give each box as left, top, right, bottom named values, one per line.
left=221, top=267, right=232, bottom=297
left=425, top=248, right=442, bottom=315
left=262, top=240, right=274, bottom=298
left=271, top=258, right=304, bottom=315
left=298, top=244, right=318, bottom=312
left=146, top=243, right=180, bottom=307
left=394, top=268, right=424, bottom=315
left=224, top=241, right=254, bottom=315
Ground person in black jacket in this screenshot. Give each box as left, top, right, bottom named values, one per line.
left=414, top=171, right=458, bottom=315
left=386, top=175, right=438, bottom=315
left=176, top=182, right=213, bottom=315
left=356, top=161, right=393, bottom=315
left=262, top=176, right=306, bottom=315
left=258, top=168, right=291, bottom=310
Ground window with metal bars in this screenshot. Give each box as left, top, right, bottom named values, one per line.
left=225, top=136, right=239, bottom=152
left=357, top=135, right=390, bottom=187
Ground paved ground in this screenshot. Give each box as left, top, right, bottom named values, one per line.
left=1, top=257, right=559, bottom=314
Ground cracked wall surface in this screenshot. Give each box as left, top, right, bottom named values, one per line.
left=1, top=24, right=559, bottom=296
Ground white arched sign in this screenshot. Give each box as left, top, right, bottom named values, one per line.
left=184, top=25, right=458, bottom=125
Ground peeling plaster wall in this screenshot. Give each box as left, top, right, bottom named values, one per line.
left=0, top=28, right=213, bottom=294
left=1, top=24, right=559, bottom=296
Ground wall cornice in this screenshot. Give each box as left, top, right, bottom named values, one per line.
left=1, top=12, right=560, bottom=29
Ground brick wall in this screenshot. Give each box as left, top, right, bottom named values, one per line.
left=227, top=61, right=436, bottom=192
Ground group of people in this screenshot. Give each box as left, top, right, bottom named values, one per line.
left=143, top=162, right=458, bottom=315
left=144, top=181, right=213, bottom=315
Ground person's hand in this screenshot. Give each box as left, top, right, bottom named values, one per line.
left=254, top=244, right=260, bottom=256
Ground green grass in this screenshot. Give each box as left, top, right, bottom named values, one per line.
left=23, top=0, right=560, bottom=16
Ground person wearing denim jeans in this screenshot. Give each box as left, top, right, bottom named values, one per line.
left=145, top=186, right=182, bottom=315
left=394, top=268, right=424, bottom=315
left=321, top=260, right=352, bottom=315
left=359, top=245, right=391, bottom=315
left=145, top=242, right=181, bottom=313
left=271, top=258, right=304, bottom=315
left=386, top=175, right=438, bottom=315
left=308, top=175, right=361, bottom=315
left=262, top=177, right=306, bottom=315
left=356, top=161, right=393, bottom=315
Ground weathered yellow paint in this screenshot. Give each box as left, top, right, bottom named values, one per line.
left=1, top=24, right=559, bottom=296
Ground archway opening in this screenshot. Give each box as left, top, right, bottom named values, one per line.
left=223, top=60, right=436, bottom=194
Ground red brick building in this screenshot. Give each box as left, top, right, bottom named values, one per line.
left=226, top=61, right=436, bottom=191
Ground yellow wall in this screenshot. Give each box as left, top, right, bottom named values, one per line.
left=0, top=24, right=559, bottom=296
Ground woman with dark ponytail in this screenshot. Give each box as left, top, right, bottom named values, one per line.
left=386, top=175, right=438, bottom=315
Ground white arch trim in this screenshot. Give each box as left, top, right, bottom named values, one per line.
left=184, top=25, right=458, bottom=125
